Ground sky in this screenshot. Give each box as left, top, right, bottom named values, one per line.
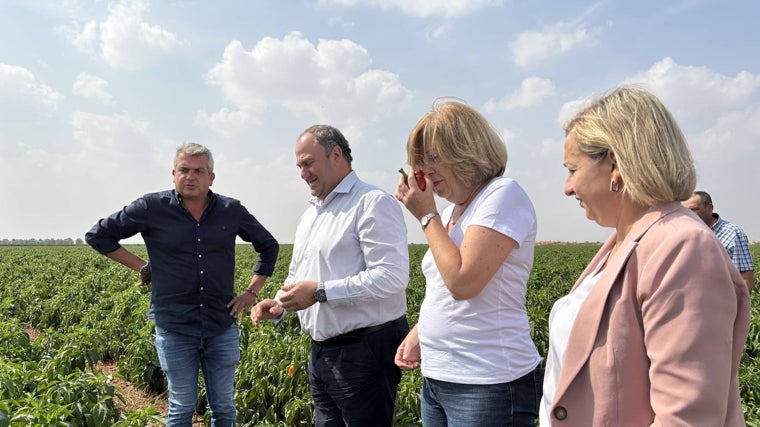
left=1, top=0, right=759, bottom=245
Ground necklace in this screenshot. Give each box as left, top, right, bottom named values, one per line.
left=449, top=183, right=485, bottom=225
left=450, top=206, right=464, bottom=225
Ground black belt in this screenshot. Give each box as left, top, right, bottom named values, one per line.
left=313, top=315, right=406, bottom=347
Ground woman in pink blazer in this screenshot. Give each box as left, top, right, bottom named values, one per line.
left=539, top=86, right=750, bottom=426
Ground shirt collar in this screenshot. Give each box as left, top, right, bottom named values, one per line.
left=173, top=189, right=216, bottom=206
left=710, top=212, right=722, bottom=231
left=309, top=170, right=357, bottom=207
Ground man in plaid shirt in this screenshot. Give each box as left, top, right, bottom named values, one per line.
left=684, top=191, right=755, bottom=292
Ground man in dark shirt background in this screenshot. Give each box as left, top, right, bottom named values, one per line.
left=86, top=142, right=279, bottom=426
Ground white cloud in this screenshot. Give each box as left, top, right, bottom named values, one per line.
left=510, top=20, right=601, bottom=68
left=318, top=0, right=503, bottom=19
left=195, top=108, right=251, bottom=138
left=686, top=105, right=760, bottom=230
left=690, top=105, right=760, bottom=156
left=57, top=20, right=99, bottom=55
left=484, top=77, right=556, bottom=111
left=622, top=57, right=760, bottom=124
left=72, top=111, right=150, bottom=152
left=72, top=72, right=113, bottom=104
left=557, top=59, right=760, bottom=136
left=68, top=111, right=177, bottom=209
left=537, top=137, right=562, bottom=159
left=5, top=0, right=759, bottom=244
left=557, top=97, right=592, bottom=127
left=0, top=63, right=63, bottom=113
left=501, top=128, right=517, bottom=145
left=201, top=31, right=412, bottom=136
left=0, top=111, right=173, bottom=240
left=58, top=0, right=186, bottom=70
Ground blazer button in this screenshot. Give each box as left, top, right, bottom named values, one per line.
left=553, top=406, right=568, bottom=420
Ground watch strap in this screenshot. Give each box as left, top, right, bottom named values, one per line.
left=314, top=281, right=327, bottom=303
left=420, top=211, right=440, bottom=230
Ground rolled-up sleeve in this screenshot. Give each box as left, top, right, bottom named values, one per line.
left=85, top=197, right=148, bottom=254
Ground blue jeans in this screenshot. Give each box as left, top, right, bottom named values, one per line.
left=421, top=366, right=543, bottom=427
left=155, top=323, right=240, bottom=427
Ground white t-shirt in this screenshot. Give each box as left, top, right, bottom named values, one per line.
left=538, top=252, right=608, bottom=426
left=418, top=177, right=541, bottom=384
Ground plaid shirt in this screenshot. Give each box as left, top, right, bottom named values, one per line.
left=711, top=213, right=755, bottom=272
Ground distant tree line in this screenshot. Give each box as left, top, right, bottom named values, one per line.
left=0, top=238, right=85, bottom=246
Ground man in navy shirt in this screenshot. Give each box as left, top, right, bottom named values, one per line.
left=86, top=142, right=279, bottom=426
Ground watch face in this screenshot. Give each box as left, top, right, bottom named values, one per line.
left=314, top=289, right=327, bottom=303
left=421, top=212, right=438, bottom=229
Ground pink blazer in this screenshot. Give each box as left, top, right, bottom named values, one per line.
left=548, top=202, right=750, bottom=426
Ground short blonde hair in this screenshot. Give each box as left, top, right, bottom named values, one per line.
left=406, top=99, right=507, bottom=187
left=564, top=86, right=696, bottom=206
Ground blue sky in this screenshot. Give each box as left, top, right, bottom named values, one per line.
left=1, top=0, right=758, bottom=244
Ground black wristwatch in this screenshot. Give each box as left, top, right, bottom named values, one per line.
left=314, top=282, right=327, bottom=303
left=138, top=262, right=152, bottom=284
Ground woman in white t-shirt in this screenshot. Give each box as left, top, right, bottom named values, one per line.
left=395, top=98, right=543, bottom=427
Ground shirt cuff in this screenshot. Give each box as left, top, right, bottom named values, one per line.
left=271, top=289, right=287, bottom=324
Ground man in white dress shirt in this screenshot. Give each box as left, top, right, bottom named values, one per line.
left=251, top=124, right=410, bottom=427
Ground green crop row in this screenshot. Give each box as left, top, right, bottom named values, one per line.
left=0, top=244, right=758, bottom=426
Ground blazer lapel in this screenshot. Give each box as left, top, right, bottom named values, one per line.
left=553, top=234, right=636, bottom=399
left=551, top=202, right=684, bottom=404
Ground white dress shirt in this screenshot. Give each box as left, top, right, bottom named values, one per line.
left=284, top=171, right=409, bottom=342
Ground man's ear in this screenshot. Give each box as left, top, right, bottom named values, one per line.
left=331, top=145, right=342, bottom=161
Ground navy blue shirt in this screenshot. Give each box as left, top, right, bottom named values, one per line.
left=85, top=189, right=279, bottom=337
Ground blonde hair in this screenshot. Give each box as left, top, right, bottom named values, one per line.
left=564, top=86, right=696, bottom=206
left=406, top=99, right=507, bottom=187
